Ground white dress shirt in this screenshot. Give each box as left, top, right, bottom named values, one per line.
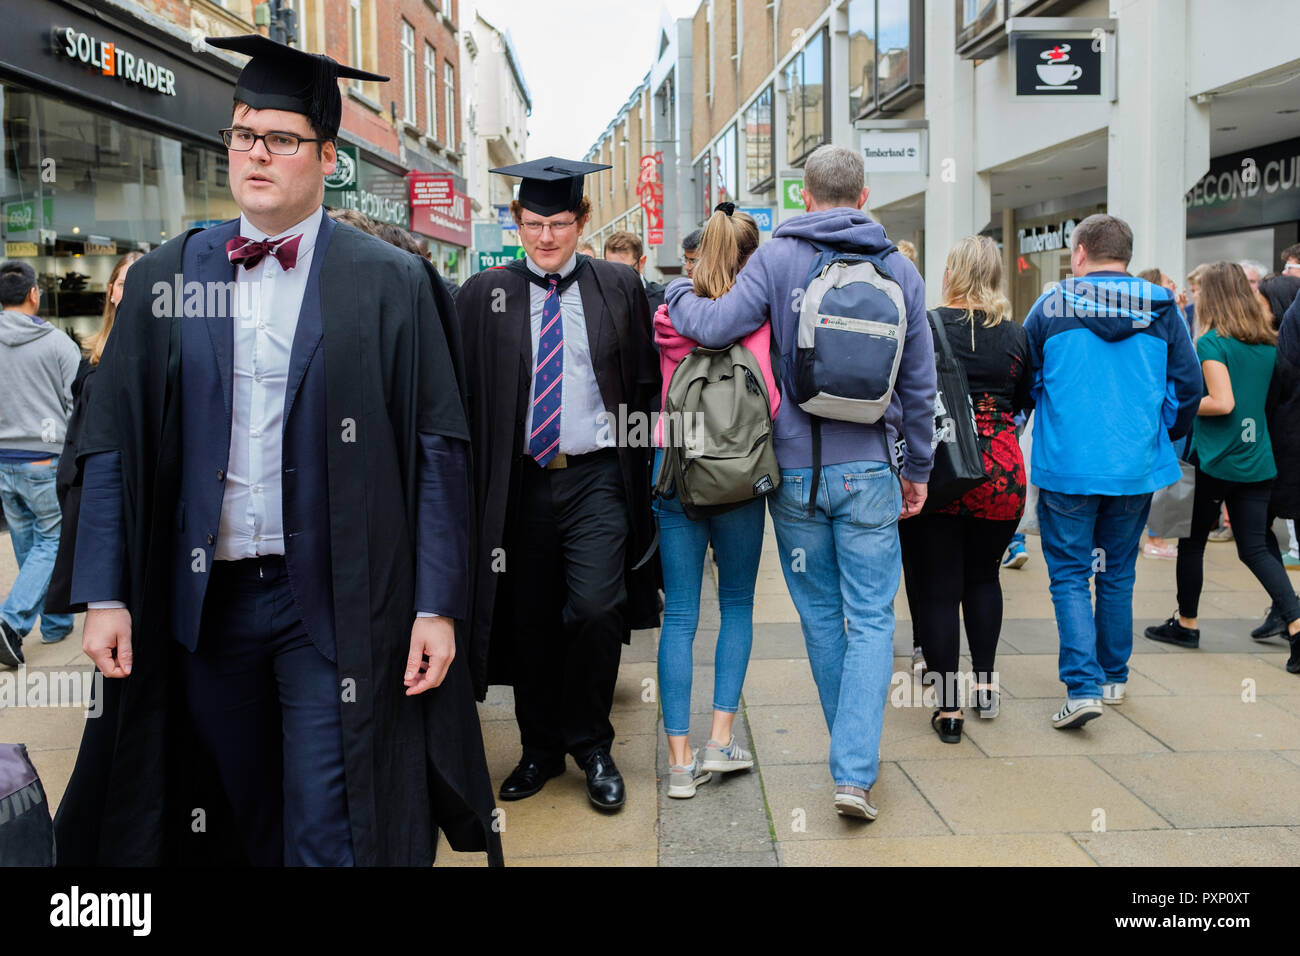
left=523, top=254, right=613, bottom=455
left=215, top=207, right=322, bottom=561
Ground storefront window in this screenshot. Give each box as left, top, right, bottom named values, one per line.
left=714, top=124, right=737, bottom=206
left=694, top=151, right=711, bottom=225
left=1, top=84, right=236, bottom=334
left=785, top=28, right=827, bottom=167
left=849, top=0, right=925, bottom=116
left=744, top=87, right=774, bottom=193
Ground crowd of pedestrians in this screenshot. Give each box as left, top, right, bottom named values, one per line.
left=2, top=34, right=1299, bottom=863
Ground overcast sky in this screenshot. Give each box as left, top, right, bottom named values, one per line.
left=476, top=0, right=701, bottom=161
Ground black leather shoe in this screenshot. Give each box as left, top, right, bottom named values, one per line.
left=498, top=757, right=565, bottom=802
left=931, top=710, right=963, bottom=744
left=581, top=749, right=625, bottom=811
left=1287, top=635, right=1300, bottom=675
left=1252, top=604, right=1288, bottom=641
left=1144, top=615, right=1199, bottom=649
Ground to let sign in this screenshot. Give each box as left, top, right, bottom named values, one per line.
left=410, top=173, right=454, bottom=208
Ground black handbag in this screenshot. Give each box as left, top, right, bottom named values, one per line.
left=0, top=743, right=56, bottom=865
left=920, top=310, right=988, bottom=512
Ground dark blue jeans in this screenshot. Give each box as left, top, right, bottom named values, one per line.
left=1037, top=490, right=1151, bottom=700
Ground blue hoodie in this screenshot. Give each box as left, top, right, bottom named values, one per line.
left=664, top=209, right=936, bottom=480
left=1023, top=272, right=1202, bottom=495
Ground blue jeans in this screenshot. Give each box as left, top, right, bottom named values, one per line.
left=0, top=458, right=74, bottom=642
left=1036, top=490, right=1151, bottom=700
left=653, top=449, right=764, bottom=737
left=768, top=459, right=902, bottom=791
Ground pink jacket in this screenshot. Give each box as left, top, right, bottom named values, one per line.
left=653, top=302, right=781, bottom=447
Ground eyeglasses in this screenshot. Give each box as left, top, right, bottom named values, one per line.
left=220, top=128, right=326, bottom=155
left=518, top=219, right=578, bottom=237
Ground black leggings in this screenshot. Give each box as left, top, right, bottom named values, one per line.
left=1176, top=469, right=1300, bottom=623
left=900, top=514, right=1020, bottom=710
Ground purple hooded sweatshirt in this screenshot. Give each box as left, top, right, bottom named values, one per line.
left=664, top=208, right=936, bottom=481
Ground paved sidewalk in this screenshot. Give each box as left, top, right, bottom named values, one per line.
left=5, top=520, right=1300, bottom=866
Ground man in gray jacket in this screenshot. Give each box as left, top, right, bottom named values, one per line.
left=0, top=260, right=81, bottom=664
left=665, top=145, right=936, bottom=821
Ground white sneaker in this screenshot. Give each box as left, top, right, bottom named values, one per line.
left=667, top=751, right=712, bottom=799
left=834, top=785, right=878, bottom=820
left=1101, top=683, right=1126, bottom=705
left=700, top=735, right=754, bottom=773
left=1052, top=698, right=1102, bottom=729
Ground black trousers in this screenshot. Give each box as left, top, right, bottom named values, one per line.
left=183, top=555, right=353, bottom=866
left=899, top=513, right=1020, bottom=710
left=1176, top=469, right=1300, bottom=623
left=506, top=452, right=628, bottom=764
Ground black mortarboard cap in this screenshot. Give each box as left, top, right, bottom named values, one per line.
left=206, top=34, right=388, bottom=140
left=491, top=157, right=612, bottom=216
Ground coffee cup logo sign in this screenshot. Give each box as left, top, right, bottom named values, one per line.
left=53, top=27, right=177, bottom=96
left=1036, top=44, right=1083, bottom=90
left=1014, top=37, right=1102, bottom=97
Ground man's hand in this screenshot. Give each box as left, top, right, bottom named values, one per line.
left=900, top=478, right=928, bottom=519
left=83, top=607, right=133, bottom=678
left=404, top=616, right=456, bottom=695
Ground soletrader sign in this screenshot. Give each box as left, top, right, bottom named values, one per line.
left=53, top=26, right=177, bottom=96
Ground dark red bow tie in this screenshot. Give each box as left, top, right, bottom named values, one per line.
left=225, top=233, right=303, bottom=271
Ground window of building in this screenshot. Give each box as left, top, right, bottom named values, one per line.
left=706, top=0, right=715, bottom=104
left=743, top=86, right=774, bottom=193
left=784, top=27, right=827, bottom=167
left=401, top=21, right=416, bottom=123
left=694, top=151, right=711, bottom=225
left=349, top=0, right=364, bottom=83
left=443, top=62, right=456, bottom=150
left=424, top=44, right=438, bottom=139
left=714, top=124, right=737, bottom=206
left=848, top=0, right=925, bottom=117
left=731, top=0, right=742, bottom=66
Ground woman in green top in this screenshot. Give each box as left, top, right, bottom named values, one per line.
left=1146, top=261, right=1300, bottom=655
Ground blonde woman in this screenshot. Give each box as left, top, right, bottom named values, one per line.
left=45, top=251, right=141, bottom=615
left=1145, top=262, right=1300, bottom=657
left=898, top=236, right=1034, bottom=742
left=652, top=205, right=779, bottom=796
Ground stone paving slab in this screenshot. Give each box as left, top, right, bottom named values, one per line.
left=1071, top=827, right=1300, bottom=866
left=1115, top=696, right=1300, bottom=751
left=898, top=755, right=1171, bottom=834
left=961, top=698, right=1169, bottom=757
left=1089, top=751, right=1300, bottom=828
left=779, top=832, right=1096, bottom=867
left=759, top=761, right=951, bottom=842
left=1126, top=652, right=1300, bottom=696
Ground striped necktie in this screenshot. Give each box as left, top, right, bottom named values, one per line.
left=529, top=274, right=564, bottom=466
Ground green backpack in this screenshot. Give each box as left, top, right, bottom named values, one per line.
left=653, top=342, right=780, bottom=520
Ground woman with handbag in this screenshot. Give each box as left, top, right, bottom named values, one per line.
left=1145, top=262, right=1300, bottom=668
left=899, top=236, right=1034, bottom=743
left=652, top=205, right=780, bottom=796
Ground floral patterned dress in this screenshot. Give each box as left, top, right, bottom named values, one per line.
left=932, top=307, right=1035, bottom=522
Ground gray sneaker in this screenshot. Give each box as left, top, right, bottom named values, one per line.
left=667, top=752, right=712, bottom=799
left=834, top=785, right=878, bottom=820
left=701, top=735, right=754, bottom=773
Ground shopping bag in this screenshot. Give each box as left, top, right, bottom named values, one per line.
left=1146, top=460, right=1195, bottom=539
left=921, top=310, right=987, bottom=512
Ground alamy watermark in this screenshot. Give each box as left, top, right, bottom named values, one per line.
left=0, top=666, right=103, bottom=717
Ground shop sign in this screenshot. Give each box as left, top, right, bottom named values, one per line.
left=325, top=158, right=409, bottom=227
left=1013, top=38, right=1102, bottom=96
left=637, top=153, right=665, bottom=246
left=860, top=130, right=925, bottom=174
left=476, top=245, right=526, bottom=272
left=411, top=189, right=470, bottom=246
left=739, top=207, right=775, bottom=232
left=1186, top=137, right=1300, bottom=235
left=5, top=242, right=39, bottom=257
left=781, top=177, right=804, bottom=210
left=3, top=198, right=54, bottom=239
left=496, top=205, right=515, bottom=228
left=1017, top=219, right=1077, bottom=255
left=53, top=26, right=177, bottom=96
left=410, top=173, right=454, bottom=209
left=324, top=147, right=357, bottom=192
left=86, top=236, right=117, bottom=255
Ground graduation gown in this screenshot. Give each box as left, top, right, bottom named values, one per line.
left=52, top=218, right=502, bottom=866
left=456, top=256, right=661, bottom=695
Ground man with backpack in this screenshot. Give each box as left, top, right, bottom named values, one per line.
left=665, top=144, right=936, bottom=821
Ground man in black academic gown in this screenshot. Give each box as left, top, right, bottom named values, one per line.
left=56, top=35, right=501, bottom=866
left=457, top=159, right=659, bottom=811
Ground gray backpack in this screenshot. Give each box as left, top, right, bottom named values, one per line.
left=653, top=342, right=780, bottom=520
